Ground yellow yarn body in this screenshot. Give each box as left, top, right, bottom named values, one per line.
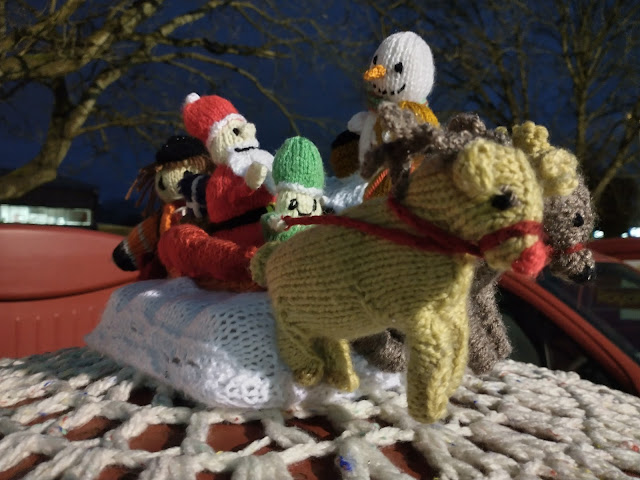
left=260, top=139, right=544, bottom=423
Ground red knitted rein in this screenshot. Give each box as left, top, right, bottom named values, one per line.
left=283, top=197, right=544, bottom=257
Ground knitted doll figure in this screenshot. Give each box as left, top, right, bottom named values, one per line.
left=157, top=93, right=275, bottom=291
left=251, top=102, right=549, bottom=423
left=111, top=135, right=213, bottom=280
left=261, top=136, right=325, bottom=242
left=334, top=31, right=440, bottom=201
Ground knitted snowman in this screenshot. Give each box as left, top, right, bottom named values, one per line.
left=157, top=93, right=276, bottom=292
left=112, top=135, right=213, bottom=279
left=261, top=137, right=325, bottom=242
left=329, top=31, right=439, bottom=201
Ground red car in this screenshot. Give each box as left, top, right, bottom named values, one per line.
left=499, top=248, right=640, bottom=396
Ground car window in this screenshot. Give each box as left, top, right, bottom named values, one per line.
left=497, top=288, right=628, bottom=393
left=538, top=262, right=640, bottom=364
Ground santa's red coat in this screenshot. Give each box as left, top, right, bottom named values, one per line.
left=158, top=164, right=274, bottom=290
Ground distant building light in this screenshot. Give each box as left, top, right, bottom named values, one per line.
left=593, top=230, right=605, bottom=239
left=0, top=204, right=92, bottom=227
left=621, top=232, right=630, bottom=238
left=629, top=227, right=640, bottom=238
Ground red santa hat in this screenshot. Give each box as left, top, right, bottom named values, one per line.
left=182, top=93, right=246, bottom=150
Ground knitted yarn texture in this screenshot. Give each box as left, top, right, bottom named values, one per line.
left=348, top=31, right=439, bottom=176
left=257, top=132, right=546, bottom=423
left=2, top=339, right=639, bottom=478
left=261, top=136, right=325, bottom=243
left=158, top=93, right=276, bottom=291
left=271, top=136, right=325, bottom=196
left=182, top=93, right=245, bottom=154
left=112, top=135, right=212, bottom=277
left=355, top=119, right=597, bottom=376
left=87, top=278, right=404, bottom=410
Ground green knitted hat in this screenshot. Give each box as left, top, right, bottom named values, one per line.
left=272, top=136, right=325, bottom=196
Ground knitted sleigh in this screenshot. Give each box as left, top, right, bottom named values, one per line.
left=91, top=104, right=552, bottom=423
left=86, top=278, right=404, bottom=411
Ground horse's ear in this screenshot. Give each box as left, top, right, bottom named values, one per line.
left=531, top=148, right=579, bottom=197
left=513, top=121, right=579, bottom=197
left=512, top=121, right=550, bottom=157
left=452, top=138, right=498, bottom=197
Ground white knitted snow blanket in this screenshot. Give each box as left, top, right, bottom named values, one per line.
left=85, top=278, right=404, bottom=411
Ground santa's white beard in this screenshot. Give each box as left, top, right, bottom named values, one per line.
left=225, top=141, right=274, bottom=178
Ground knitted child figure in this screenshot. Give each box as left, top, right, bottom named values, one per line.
left=157, top=93, right=275, bottom=292
left=112, top=135, right=213, bottom=280
left=261, top=137, right=325, bottom=242
left=252, top=103, right=548, bottom=423
left=336, top=31, right=439, bottom=201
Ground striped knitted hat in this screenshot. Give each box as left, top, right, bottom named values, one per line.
left=272, top=137, right=325, bottom=196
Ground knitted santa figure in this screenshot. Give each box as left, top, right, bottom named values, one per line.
left=157, top=93, right=275, bottom=292
left=261, top=136, right=325, bottom=242
left=112, top=135, right=213, bottom=280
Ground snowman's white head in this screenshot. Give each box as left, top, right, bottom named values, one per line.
left=363, top=31, right=435, bottom=104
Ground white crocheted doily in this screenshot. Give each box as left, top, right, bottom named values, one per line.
left=1, top=348, right=639, bottom=479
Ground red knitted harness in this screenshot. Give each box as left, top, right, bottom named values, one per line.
left=561, top=243, right=584, bottom=255
left=283, top=197, right=544, bottom=258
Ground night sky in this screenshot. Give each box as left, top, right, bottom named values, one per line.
left=0, top=2, right=372, bottom=224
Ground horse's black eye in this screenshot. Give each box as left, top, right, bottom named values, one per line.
left=312, top=199, right=318, bottom=211
left=158, top=176, right=166, bottom=191
left=288, top=199, right=298, bottom=211
left=372, top=55, right=377, bottom=65
left=232, top=128, right=240, bottom=135
left=394, top=62, right=403, bottom=73
left=573, top=213, right=584, bottom=227
left=491, top=190, right=517, bottom=210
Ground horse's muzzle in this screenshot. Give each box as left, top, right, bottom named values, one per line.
left=511, top=240, right=550, bottom=277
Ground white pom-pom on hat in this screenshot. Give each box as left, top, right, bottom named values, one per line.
left=184, top=92, right=201, bottom=105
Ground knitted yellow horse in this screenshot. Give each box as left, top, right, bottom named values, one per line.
left=252, top=105, right=548, bottom=423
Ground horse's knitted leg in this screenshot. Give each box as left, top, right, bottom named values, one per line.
left=351, top=329, right=407, bottom=372
left=406, top=316, right=455, bottom=423
left=467, top=263, right=511, bottom=374
left=318, top=338, right=359, bottom=392
left=446, top=306, right=469, bottom=398
left=467, top=311, right=500, bottom=375
left=274, top=312, right=324, bottom=387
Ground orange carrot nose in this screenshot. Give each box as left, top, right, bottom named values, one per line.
left=363, top=64, right=386, bottom=81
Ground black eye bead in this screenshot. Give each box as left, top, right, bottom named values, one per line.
left=233, top=128, right=240, bottom=136
left=312, top=199, right=318, bottom=211
left=491, top=190, right=517, bottom=210
left=288, top=199, right=299, bottom=211
left=394, top=62, right=403, bottom=73
left=158, top=176, right=166, bottom=191
left=573, top=213, right=585, bottom=227
left=372, top=55, right=378, bottom=65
